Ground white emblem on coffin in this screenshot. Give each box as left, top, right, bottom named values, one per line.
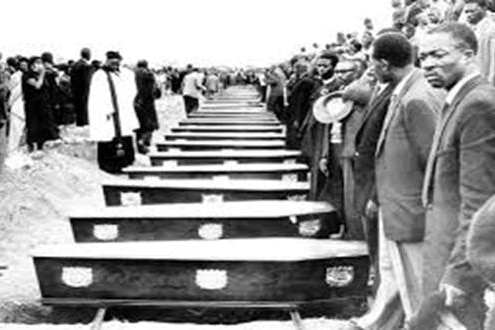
left=62, top=267, right=93, bottom=288
left=120, top=192, right=142, bottom=206
left=282, top=174, right=298, bottom=182
left=287, top=194, right=307, bottom=201
left=289, top=215, right=298, bottom=224
left=212, top=175, right=230, bottom=182
left=299, top=219, right=321, bottom=237
left=198, top=223, right=223, bottom=240
left=284, top=159, right=296, bottom=165
left=325, top=266, right=354, bottom=287
left=195, top=269, right=228, bottom=290
left=93, top=224, right=119, bottom=241
left=202, top=194, right=224, bottom=204
left=162, top=160, right=178, bottom=167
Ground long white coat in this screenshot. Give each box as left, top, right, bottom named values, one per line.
left=88, top=68, right=139, bottom=142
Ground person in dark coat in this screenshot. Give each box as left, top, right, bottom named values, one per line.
left=414, top=22, right=495, bottom=330
left=134, top=60, right=159, bottom=154
left=71, top=48, right=93, bottom=126
left=21, top=56, right=59, bottom=152
left=286, top=59, right=319, bottom=149
left=41, top=52, right=63, bottom=125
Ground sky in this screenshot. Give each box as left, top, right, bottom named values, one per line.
left=0, top=0, right=393, bottom=67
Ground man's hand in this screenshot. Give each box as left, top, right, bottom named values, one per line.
left=319, top=158, right=328, bottom=176
left=365, top=200, right=378, bottom=219
left=441, top=283, right=467, bottom=308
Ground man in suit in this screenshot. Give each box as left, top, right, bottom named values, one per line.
left=347, top=33, right=444, bottom=330
left=71, top=48, right=93, bottom=126
left=414, top=22, right=495, bottom=329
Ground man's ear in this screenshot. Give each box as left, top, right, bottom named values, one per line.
left=379, top=59, right=390, bottom=71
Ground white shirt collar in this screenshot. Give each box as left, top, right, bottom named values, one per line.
left=445, top=72, right=480, bottom=105
left=392, top=69, right=415, bottom=98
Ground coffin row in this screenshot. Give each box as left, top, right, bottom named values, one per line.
left=69, top=201, right=339, bottom=242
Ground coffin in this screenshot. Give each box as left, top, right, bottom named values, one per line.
left=123, top=163, right=308, bottom=181
left=148, top=150, right=301, bottom=166
left=69, top=200, right=339, bottom=242
left=171, top=125, right=284, bottom=133
left=200, top=102, right=265, bottom=110
left=33, top=238, right=369, bottom=304
left=156, top=140, right=286, bottom=151
left=102, top=179, right=310, bottom=206
left=165, top=132, right=285, bottom=141
left=188, top=114, right=276, bottom=120
left=179, top=119, right=280, bottom=126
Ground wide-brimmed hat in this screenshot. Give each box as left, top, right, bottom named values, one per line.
left=313, top=91, right=354, bottom=124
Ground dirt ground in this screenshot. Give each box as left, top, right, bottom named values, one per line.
left=0, top=94, right=353, bottom=329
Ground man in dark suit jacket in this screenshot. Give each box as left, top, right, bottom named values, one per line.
left=364, top=32, right=443, bottom=329
left=415, top=22, right=495, bottom=329
left=71, top=48, right=93, bottom=126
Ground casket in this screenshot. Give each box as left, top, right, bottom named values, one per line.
left=33, top=238, right=369, bottom=305
left=156, top=140, right=285, bottom=151
left=148, top=150, right=300, bottom=166
left=165, top=132, right=285, bottom=141
left=123, top=163, right=308, bottom=181
left=69, top=200, right=339, bottom=242
left=171, top=125, right=284, bottom=133
left=102, top=179, right=310, bottom=206
left=179, top=120, right=280, bottom=126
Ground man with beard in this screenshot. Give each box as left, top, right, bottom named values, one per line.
left=88, top=51, right=139, bottom=173
left=71, top=48, right=93, bottom=126
left=299, top=51, right=339, bottom=200
left=464, top=0, right=495, bottom=85
left=409, top=22, right=495, bottom=330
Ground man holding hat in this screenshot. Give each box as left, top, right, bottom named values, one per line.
left=88, top=51, right=139, bottom=173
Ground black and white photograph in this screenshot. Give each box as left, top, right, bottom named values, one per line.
left=2, top=0, right=495, bottom=329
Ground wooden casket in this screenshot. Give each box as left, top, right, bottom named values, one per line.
left=165, top=132, right=285, bottom=141
left=102, top=179, right=310, bottom=206
left=156, top=140, right=286, bottom=152
left=198, top=104, right=264, bottom=110
left=148, top=150, right=301, bottom=166
left=123, top=163, right=308, bottom=181
left=171, top=125, right=284, bottom=133
left=69, top=201, right=339, bottom=242
left=33, top=238, right=369, bottom=306
left=188, top=114, right=276, bottom=121
left=179, top=119, right=280, bottom=126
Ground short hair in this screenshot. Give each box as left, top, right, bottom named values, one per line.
left=137, top=60, right=148, bottom=69
left=428, top=22, right=478, bottom=54
left=41, top=52, right=53, bottom=64
left=317, top=51, right=339, bottom=67
left=372, top=32, right=413, bottom=68
left=81, top=48, right=91, bottom=60
left=464, top=0, right=488, bottom=8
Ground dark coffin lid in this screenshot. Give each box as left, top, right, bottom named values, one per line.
left=148, top=150, right=301, bottom=159
left=69, top=200, right=332, bottom=219
left=123, top=163, right=308, bottom=174
left=102, top=178, right=310, bottom=191
left=165, top=132, right=284, bottom=139
left=156, top=140, right=286, bottom=148
left=32, top=238, right=368, bottom=261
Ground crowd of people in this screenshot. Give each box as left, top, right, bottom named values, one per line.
left=258, top=0, right=495, bottom=329
left=1, top=0, right=495, bottom=328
